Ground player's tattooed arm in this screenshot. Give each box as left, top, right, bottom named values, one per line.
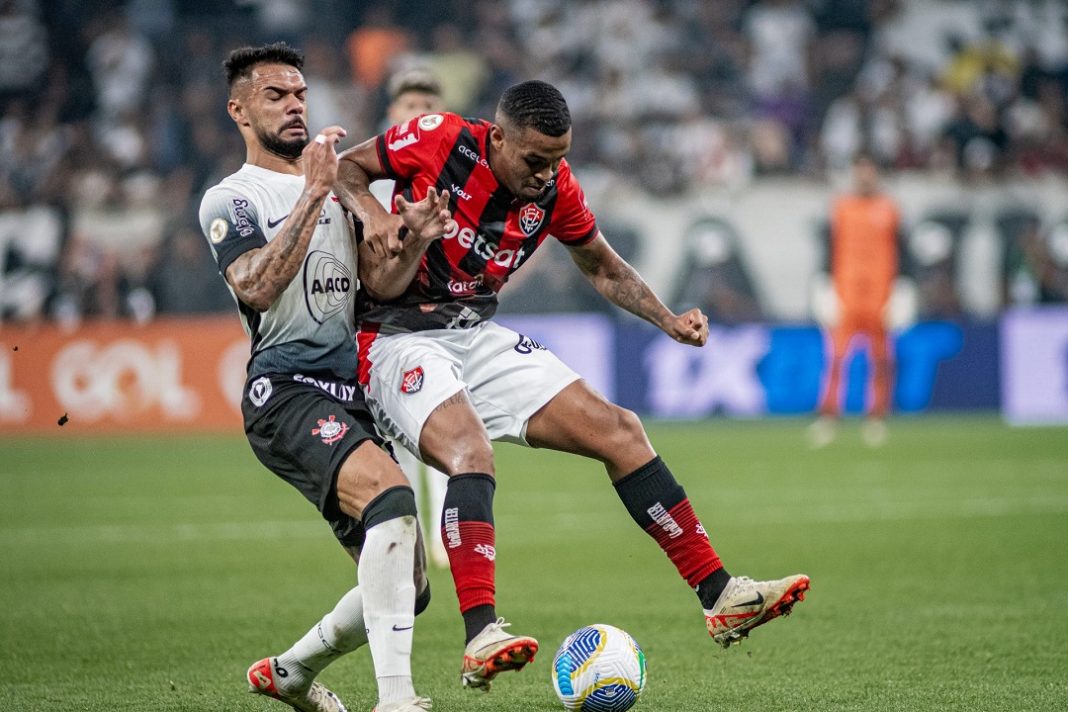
left=226, top=127, right=346, bottom=312
left=337, top=138, right=407, bottom=258
left=358, top=188, right=455, bottom=302
left=568, top=233, right=709, bottom=346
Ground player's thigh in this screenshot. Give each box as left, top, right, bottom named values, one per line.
left=243, top=376, right=380, bottom=549
left=334, top=439, right=412, bottom=518
left=461, top=322, right=581, bottom=444
left=525, top=378, right=655, bottom=478
left=418, top=388, right=495, bottom=475
left=364, top=331, right=492, bottom=474
left=363, top=332, right=465, bottom=455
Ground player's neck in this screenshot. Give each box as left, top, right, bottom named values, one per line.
left=246, top=144, right=304, bottom=176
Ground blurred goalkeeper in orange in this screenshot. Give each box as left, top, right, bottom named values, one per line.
left=810, top=153, right=901, bottom=448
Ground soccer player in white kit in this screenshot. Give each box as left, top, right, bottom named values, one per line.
left=199, top=43, right=451, bottom=712
left=369, top=68, right=450, bottom=570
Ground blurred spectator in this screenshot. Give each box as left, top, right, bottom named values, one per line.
left=85, top=10, right=154, bottom=119
left=0, top=0, right=48, bottom=99
left=149, top=224, right=233, bottom=314
left=346, top=5, right=411, bottom=92
left=1001, top=211, right=1068, bottom=305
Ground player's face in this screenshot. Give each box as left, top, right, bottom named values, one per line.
left=854, top=158, right=879, bottom=195
left=490, top=122, right=571, bottom=201
left=234, top=63, right=309, bottom=159
left=388, top=90, right=445, bottom=125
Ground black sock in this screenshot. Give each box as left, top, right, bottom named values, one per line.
left=696, top=567, right=733, bottom=609
left=463, top=604, right=497, bottom=643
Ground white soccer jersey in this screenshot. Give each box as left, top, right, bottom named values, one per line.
left=199, top=163, right=358, bottom=379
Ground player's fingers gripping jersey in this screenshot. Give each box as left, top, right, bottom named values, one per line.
left=360, top=322, right=579, bottom=455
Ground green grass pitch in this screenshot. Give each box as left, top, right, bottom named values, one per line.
left=2, top=417, right=1067, bottom=711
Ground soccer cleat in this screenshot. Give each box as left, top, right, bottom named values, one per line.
left=460, top=617, right=539, bottom=691
left=704, top=574, right=811, bottom=648
left=861, top=418, right=888, bottom=448
left=372, top=697, right=433, bottom=712
left=247, top=657, right=349, bottom=712
left=806, top=416, right=836, bottom=449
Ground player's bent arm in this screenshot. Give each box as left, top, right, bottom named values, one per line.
left=567, top=233, right=709, bottom=346
left=335, top=139, right=387, bottom=218
left=357, top=239, right=425, bottom=302
left=224, top=188, right=329, bottom=312
left=358, top=188, right=455, bottom=301
left=567, top=232, right=674, bottom=327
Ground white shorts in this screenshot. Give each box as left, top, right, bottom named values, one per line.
left=360, top=321, right=580, bottom=455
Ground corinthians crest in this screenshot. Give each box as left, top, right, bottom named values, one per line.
left=518, top=203, right=545, bottom=236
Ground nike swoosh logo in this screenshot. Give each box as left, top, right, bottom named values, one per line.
left=267, top=214, right=290, bottom=228
left=731, top=592, right=765, bottom=608
left=392, top=624, right=413, bottom=632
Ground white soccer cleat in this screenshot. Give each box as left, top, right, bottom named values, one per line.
left=807, top=416, right=836, bottom=449
left=247, top=657, right=349, bottom=712
left=460, top=617, right=539, bottom=691
left=372, top=697, right=433, bottom=712
left=704, top=574, right=811, bottom=648
left=861, top=418, right=888, bottom=448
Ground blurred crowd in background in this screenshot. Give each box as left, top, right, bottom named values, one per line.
left=1, top=0, right=1068, bottom=325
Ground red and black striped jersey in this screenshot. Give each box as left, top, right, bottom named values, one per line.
left=359, top=112, right=598, bottom=333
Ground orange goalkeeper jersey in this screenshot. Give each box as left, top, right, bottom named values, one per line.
left=830, top=193, right=899, bottom=314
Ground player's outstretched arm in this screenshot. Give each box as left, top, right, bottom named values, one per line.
left=358, top=188, right=454, bottom=302
left=567, top=233, right=709, bottom=346
left=226, top=127, right=346, bottom=312
left=336, top=138, right=406, bottom=258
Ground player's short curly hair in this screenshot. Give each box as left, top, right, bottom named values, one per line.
left=224, top=42, right=304, bottom=89
left=497, top=80, right=571, bottom=137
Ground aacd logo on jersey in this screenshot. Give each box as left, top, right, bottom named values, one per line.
left=304, top=250, right=353, bottom=324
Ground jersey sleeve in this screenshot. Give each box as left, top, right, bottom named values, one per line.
left=198, top=186, right=269, bottom=275
left=375, top=112, right=460, bottom=181
left=549, top=160, right=598, bottom=246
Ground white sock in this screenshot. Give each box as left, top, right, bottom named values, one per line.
left=275, top=586, right=367, bottom=692
left=360, top=515, right=418, bottom=705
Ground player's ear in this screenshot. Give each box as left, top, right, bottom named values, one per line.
left=227, top=98, right=246, bottom=125
left=489, top=123, right=505, bottom=152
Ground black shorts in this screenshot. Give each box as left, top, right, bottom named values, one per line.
left=242, top=372, right=386, bottom=548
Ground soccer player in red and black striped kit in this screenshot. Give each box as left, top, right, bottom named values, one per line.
left=336, top=80, right=810, bottom=691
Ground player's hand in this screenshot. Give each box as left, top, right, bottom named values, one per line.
left=396, top=188, right=456, bottom=247
left=361, top=209, right=407, bottom=259
left=302, top=125, right=347, bottom=198
left=664, top=307, right=709, bottom=346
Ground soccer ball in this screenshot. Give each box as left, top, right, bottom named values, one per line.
left=551, top=624, right=647, bottom=711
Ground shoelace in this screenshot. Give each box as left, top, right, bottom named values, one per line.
left=485, top=617, right=510, bottom=634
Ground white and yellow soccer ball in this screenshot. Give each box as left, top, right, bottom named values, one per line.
left=551, top=624, right=647, bottom=711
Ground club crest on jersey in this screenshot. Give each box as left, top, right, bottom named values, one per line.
left=519, top=203, right=545, bottom=236
left=401, top=366, right=424, bottom=394
left=312, top=414, right=349, bottom=445
left=248, top=376, right=273, bottom=407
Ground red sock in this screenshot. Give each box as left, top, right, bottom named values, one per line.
left=614, top=457, right=725, bottom=588
left=441, top=474, right=496, bottom=615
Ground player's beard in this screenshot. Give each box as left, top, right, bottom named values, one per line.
left=257, top=123, right=307, bottom=159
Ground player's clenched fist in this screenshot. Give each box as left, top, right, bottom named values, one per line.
left=303, top=125, right=347, bottom=198
left=664, top=307, right=709, bottom=346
